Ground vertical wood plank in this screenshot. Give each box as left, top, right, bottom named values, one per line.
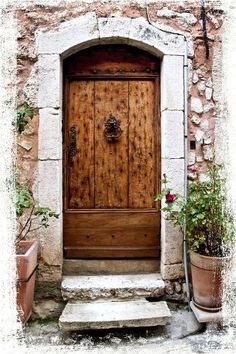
left=129, top=80, right=156, bottom=208
left=95, top=80, right=129, bottom=208
left=67, top=80, right=95, bottom=208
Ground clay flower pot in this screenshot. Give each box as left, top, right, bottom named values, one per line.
left=190, top=251, right=230, bottom=312
left=16, top=240, right=38, bottom=322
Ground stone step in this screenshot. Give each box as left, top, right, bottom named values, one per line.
left=59, top=300, right=171, bottom=331
left=61, top=273, right=165, bottom=301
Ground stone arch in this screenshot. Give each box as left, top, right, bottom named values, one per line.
left=37, top=12, right=187, bottom=281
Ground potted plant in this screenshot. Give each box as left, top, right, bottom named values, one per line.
left=154, top=163, right=235, bottom=312
left=15, top=184, right=59, bottom=322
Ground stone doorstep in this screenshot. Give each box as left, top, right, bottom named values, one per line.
left=61, top=273, right=165, bottom=301
left=190, top=301, right=223, bottom=323
left=59, top=300, right=171, bottom=331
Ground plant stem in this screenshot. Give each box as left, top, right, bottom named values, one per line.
left=16, top=205, right=35, bottom=243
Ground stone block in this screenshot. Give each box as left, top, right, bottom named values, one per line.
left=192, top=72, right=199, bottom=84
left=177, top=13, right=198, bottom=26
left=161, top=158, right=185, bottom=195
left=197, top=81, right=205, bottom=96
left=161, top=263, right=185, bottom=280
left=188, top=151, right=196, bottom=166
left=205, top=87, right=213, bottom=100
left=191, top=97, right=203, bottom=114
left=17, top=140, right=32, bottom=151
left=61, top=274, right=165, bottom=301
left=32, top=300, right=64, bottom=320
left=161, top=55, right=184, bottom=111
left=38, top=108, right=62, bottom=160
left=195, top=129, right=204, bottom=142
left=39, top=217, right=63, bottom=268
left=129, top=17, right=185, bottom=56
left=37, top=160, right=62, bottom=213
left=161, top=110, right=184, bottom=159
left=161, top=218, right=183, bottom=265
left=191, top=115, right=201, bottom=125
left=98, top=17, right=131, bottom=42
left=156, top=7, right=176, bottom=18
left=38, top=54, right=61, bottom=108
left=37, top=12, right=99, bottom=56
left=59, top=300, right=171, bottom=331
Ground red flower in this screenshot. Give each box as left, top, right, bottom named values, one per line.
left=191, top=165, right=198, bottom=173
left=165, top=192, right=175, bottom=203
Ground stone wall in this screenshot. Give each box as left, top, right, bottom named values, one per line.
left=14, top=0, right=225, bottom=312
left=16, top=0, right=224, bottom=183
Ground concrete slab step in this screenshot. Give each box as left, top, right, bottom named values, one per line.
left=59, top=300, right=171, bottom=331
left=61, top=273, right=165, bottom=301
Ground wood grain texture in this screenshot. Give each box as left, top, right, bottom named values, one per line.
left=129, top=80, right=156, bottom=208
left=94, top=80, right=129, bottom=208
left=64, top=211, right=159, bottom=258
left=66, top=81, right=95, bottom=209
left=63, top=45, right=160, bottom=259
left=64, top=45, right=160, bottom=76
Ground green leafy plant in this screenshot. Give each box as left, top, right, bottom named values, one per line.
left=16, top=102, right=34, bottom=133
left=154, top=163, right=235, bottom=257
left=16, top=184, right=59, bottom=246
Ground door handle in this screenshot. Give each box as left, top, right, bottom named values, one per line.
left=68, top=125, right=77, bottom=166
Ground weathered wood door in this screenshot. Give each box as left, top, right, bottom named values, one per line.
left=63, top=45, right=160, bottom=259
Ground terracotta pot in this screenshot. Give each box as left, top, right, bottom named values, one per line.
left=190, top=251, right=230, bottom=312
left=16, top=240, right=38, bottom=322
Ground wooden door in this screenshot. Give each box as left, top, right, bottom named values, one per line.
left=63, top=45, right=160, bottom=259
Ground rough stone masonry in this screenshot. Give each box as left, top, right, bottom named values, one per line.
left=13, top=0, right=225, bottom=319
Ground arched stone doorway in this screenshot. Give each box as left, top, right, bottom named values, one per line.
left=37, top=13, right=186, bottom=280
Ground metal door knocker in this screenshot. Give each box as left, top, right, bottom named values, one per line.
left=104, top=114, right=122, bottom=143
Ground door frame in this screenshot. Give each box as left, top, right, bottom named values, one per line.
left=37, top=14, right=187, bottom=281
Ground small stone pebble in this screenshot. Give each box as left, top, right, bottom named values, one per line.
left=137, top=337, right=148, bottom=344
left=110, top=336, right=122, bottom=344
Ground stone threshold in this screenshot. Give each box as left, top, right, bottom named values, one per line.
left=63, top=259, right=160, bottom=275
